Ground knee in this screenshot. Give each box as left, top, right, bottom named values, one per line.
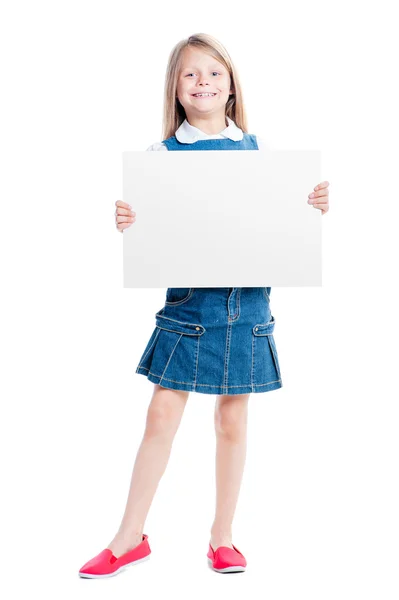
left=214, top=404, right=247, bottom=439
left=144, top=402, right=180, bottom=439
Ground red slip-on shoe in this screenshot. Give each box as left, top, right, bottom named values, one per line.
left=207, top=542, right=247, bottom=573
left=78, top=534, right=151, bottom=578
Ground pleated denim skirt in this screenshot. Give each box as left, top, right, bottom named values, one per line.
left=135, top=287, right=283, bottom=395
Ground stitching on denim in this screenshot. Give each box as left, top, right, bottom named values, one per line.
left=159, top=334, right=182, bottom=384
left=235, top=287, right=241, bottom=320
left=156, top=313, right=205, bottom=331
left=156, top=325, right=203, bottom=336
left=165, top=288, right=195, bottom=306
left=223, top=320, right=232, bottom=395
left=251, top=331, right=255, bottom=393
left=253, top=316, right=275, bottom=335
left=227, top=287, right=241, bottom=322
left=257, top=316, right=274, bottom=327
left=268, top=335, right=281, bottom=379
left=138, top=328, right=160, bottom=368
left=136, top=367, right=281, bottom=388
left=263, top=287, right=270, bottom=303
left=193, top=335, right=200, bottom=388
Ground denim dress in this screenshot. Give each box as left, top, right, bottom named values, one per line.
left=135, top=133, right=283, bottom=395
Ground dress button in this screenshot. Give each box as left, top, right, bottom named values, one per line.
left=255, top=327, right=258, bottom=331
left=195, top=326, right=200, bottom=330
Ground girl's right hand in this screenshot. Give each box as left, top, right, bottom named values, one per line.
left=115, top=200, right=136, bottom=233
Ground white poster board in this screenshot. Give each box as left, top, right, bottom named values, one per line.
left=123, top=150, right=321, bottom=287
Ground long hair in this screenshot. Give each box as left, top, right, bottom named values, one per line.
left=162, top=33, right=248, bottom=141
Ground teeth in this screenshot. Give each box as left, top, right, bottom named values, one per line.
left=193, top=93, right=215, bottom=97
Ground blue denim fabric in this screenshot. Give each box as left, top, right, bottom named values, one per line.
left=135, top=134, right=282, bottom=395
left=162, top=132, right=258, bottom=151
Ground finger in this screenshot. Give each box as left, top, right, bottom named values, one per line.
left=309, top=199, right=329, bottom=206
left=116, top=215, right=136, bottom=224
left=115, top=207, right=136, bottom=216
left=314, top=181, right=329, bottom=191
left=115, top=200, right=133, bottom=210
left=308, top=189, right=329, bottom=202
left=117, top=221, right=134, bottom=233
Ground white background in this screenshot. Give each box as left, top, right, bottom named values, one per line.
left=1, top=1, right=398, bottom=598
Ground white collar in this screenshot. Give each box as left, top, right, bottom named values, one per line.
left=175, top=115, right=244, bottom=143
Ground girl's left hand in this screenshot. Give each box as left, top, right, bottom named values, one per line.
left=308, top=181, right=329, bottom=215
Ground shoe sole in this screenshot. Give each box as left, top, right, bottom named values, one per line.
left=79, top=554, right=150, bottom=578
left=207, top=558, right=246, bottom=573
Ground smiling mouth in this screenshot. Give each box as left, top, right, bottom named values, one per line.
left=192, top=93, right=217, bottom=97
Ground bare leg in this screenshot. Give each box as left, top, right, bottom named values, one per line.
left=210, top=393, right=250, bottom=550
left=107, top=384, right=189, bottom=557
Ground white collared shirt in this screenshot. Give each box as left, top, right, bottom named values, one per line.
left=146, top=116, right=270, bottom=151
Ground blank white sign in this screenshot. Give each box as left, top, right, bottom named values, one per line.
left=123, top=150, right=321, bottom=287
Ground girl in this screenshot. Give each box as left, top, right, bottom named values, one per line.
left=79, top=33, right=330, bottom=578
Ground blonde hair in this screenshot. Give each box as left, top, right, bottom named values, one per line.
left=162, top=33, right=249, bottom=141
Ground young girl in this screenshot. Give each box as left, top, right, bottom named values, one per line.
left=79, top=33, right=330, bottom=578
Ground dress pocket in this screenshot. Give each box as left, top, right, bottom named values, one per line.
left=148, top=313, right=206, bottom=386
left=165, top=288, right=194, bottom=306
left=252, top=315, right=281, bottom=382
left=155, top=313, right=205, bottom=336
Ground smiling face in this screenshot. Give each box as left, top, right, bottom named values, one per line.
left=176, top=46, right=233, bottom=123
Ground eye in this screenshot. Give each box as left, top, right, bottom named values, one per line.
left=185, top=72, right=221, bottom=77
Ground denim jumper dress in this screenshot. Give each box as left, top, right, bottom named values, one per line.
left=135, top=132, right=283, bottom=395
